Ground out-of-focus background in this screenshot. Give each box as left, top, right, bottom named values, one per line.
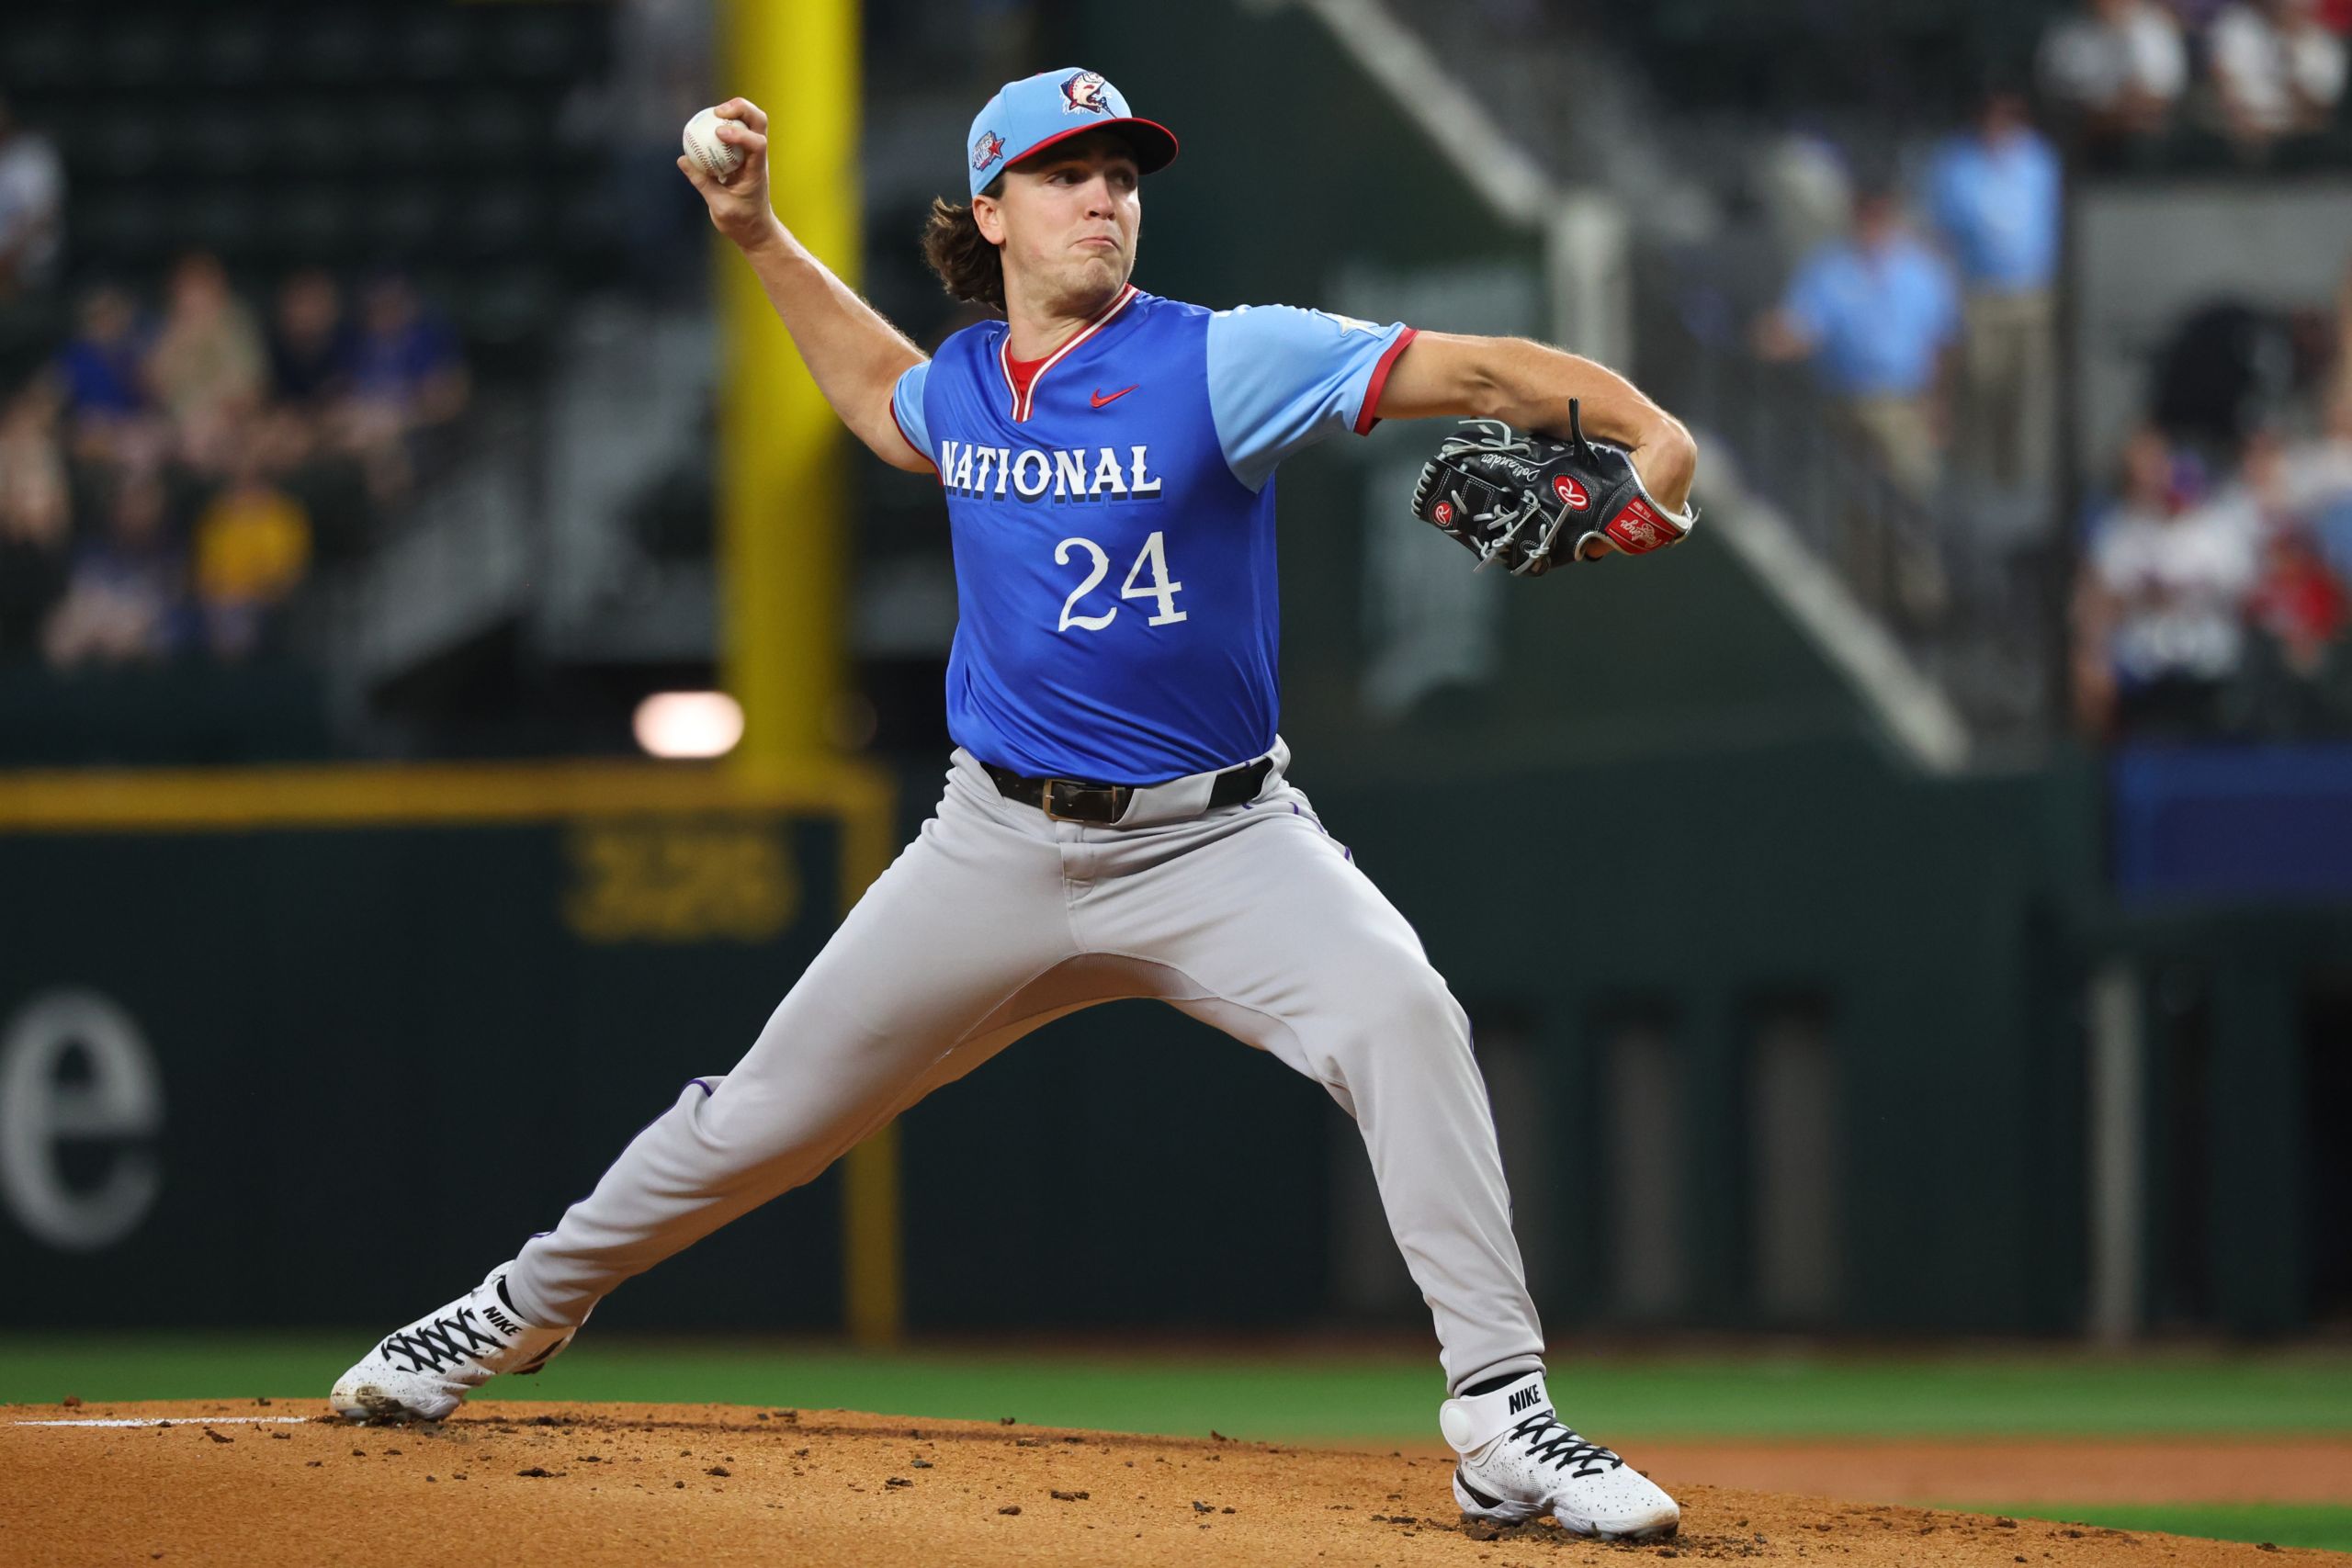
left=1, top=0, right=2347, bottom=1552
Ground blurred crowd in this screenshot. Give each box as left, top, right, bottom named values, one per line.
left=2040, top=0, right=2351, bottom=168
left=1746, top=0, right=2352, bottom=512
left=0, top=253, right=468, bottom=671
left=2071, top=281, right=2352, bottom=741
left=1752, top=87, right=2062, bottom=513
left=0, top=94, right=62, bottom=306
left=1737, top=9, right=2352, bottom=745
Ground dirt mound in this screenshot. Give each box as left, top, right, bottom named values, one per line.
left=2, top=1400, right=2331, bottom=1567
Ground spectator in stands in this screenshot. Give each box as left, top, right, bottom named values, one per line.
left=0, top=94, right=62, bottom=302
left=261, top=270, right=356, bottom=525
left=2283, top=392, right=2352, bottom=580
left=145, top=252, right=267, bottom=474
left=192, top=443, right=312, bottom=662
left=1754, top=185, right=1961, bottom=504
left=268, top=269, right=354, bottom=406
left=42, top=466, right=188, bottom=669
left=339, top=273, right=469, bottom=502
left=2239, top=460, right=2352, bottom=658
left=2208, top=0, right=2347, bottom=155
left=1755, top=129, right=1855, bottom=270
left=51, top=283, right=165, bottom=466
left=2039, top=0, right=2190, bottom=162
left=2247, top=515, right=2349, bottom=674
left=54, top=284, right=148, bottom=421
left=1927, top=88, right=2064, bottom=494
left=0, top=381, right=71, bottom=661
left=2229, top=427, right=2352, bottom=728
left=2075, top=426, right=2261, bottom=736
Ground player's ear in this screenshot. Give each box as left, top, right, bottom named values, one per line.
left=971, top=190, right=1006, bottom=247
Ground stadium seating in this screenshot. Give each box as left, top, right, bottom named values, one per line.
left=1, top=3, right=620, bottom=359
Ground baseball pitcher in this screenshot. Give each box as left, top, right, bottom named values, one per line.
left=330, top=69, right=1699, bottom=1541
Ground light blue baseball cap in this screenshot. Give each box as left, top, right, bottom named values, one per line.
left=965, top=68, right=1178, bottom=199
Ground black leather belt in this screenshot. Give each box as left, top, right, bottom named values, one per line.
left=982, top=756, right=1274, bottom=825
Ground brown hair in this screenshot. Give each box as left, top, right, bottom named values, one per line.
left=922, top=178, right=1005, bottom=311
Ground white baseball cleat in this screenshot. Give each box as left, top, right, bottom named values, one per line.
left=1440, top=1371, right=1680, bottom=1540
left=329, top=1264, right=577, bottom=1423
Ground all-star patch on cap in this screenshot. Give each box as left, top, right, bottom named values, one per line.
left=965, top=68, right=1178, bottom=199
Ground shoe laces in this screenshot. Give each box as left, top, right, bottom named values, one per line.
left=378, top=1304, right=503, bottom=1374
left=1508, top=1411, right=1623, bottom=1479
left=1446, top=483, right=1554, bottom=574
left=1435, top=421, right=1572, bottom=576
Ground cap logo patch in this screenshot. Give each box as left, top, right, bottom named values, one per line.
left=1060, top=71, right=1113, bottom=115
left=971, top=130, right=1006, bottom=173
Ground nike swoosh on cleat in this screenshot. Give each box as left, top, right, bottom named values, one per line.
left=1091, top=385, right=1138, bottom=408
left=1456, top=1468, right=1506, bottom=1510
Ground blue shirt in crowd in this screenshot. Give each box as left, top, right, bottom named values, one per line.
left=53, top=333, right=150, bottom=419
left=351, top=311, right=463, bottom=403
left=1781, top=232, right=1960, bottom=399
left=1925, top=130, right=2062, bottom=295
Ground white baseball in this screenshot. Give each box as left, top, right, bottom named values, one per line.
left=683, top=107, right=744, bottom=181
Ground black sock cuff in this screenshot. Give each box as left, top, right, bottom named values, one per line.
left=1460, top=1369, right=1539, bottom=1398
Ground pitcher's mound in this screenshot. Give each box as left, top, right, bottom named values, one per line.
left=2, top=1400, right=2328, bottom=1566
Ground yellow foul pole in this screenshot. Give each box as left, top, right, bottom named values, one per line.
left=720, top=0, right=852, bottom=771
left=718, top=0, right=902, bottom=1348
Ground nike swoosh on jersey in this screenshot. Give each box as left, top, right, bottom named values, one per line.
left=1091, top=385, right=1139, bottom=408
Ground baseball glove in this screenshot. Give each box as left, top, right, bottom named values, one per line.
left=1408, top=400, right=1697, bottom=577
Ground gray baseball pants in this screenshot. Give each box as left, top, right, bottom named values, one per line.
left=503, top=741, right=1544, bottom=1394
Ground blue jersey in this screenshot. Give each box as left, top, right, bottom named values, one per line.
left=892, top=286, right=1415, bottom=783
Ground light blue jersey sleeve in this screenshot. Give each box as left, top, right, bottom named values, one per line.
left=1204, top=305, right=1417, bottom=492
left=890, top=359, right=933, bottom=463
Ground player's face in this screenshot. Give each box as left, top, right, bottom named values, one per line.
left=981, top=138, right=1141, bottom=316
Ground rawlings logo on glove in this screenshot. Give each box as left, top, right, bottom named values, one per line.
left=1408, top=400, right=1697, bottom=577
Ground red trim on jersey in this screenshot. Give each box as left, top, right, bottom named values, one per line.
left=1002, top=348, right=1048, bottom=407
left=888, top=394, right=938, bottom=476
left=998, top=283, right=1138, bottom=422
left=1353, top=325, right=1419, bottom=435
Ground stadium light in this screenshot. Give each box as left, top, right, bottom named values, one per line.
left=632, top=692, right=744, bottom=760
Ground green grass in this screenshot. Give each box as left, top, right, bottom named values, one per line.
left=3, top=1337, right=2350, bottom=1444
left=1946, top=1503, right=2352, bottom=1555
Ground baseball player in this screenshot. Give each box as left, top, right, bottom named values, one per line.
left=331, top=69, right=1698, bottom=1541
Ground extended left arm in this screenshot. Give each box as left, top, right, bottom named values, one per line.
left=1375, top=332, right=1698, bottom=513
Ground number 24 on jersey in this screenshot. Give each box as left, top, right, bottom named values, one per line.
left=1055, top=531, right=1186, bottom=632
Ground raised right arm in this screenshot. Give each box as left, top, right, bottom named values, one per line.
left=681, top=98, right=933, bottom=474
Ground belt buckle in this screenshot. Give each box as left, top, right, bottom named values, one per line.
left=1042, top=778, right=1084, bottom=823
left=1043, top=777, right=1120, bottom=824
